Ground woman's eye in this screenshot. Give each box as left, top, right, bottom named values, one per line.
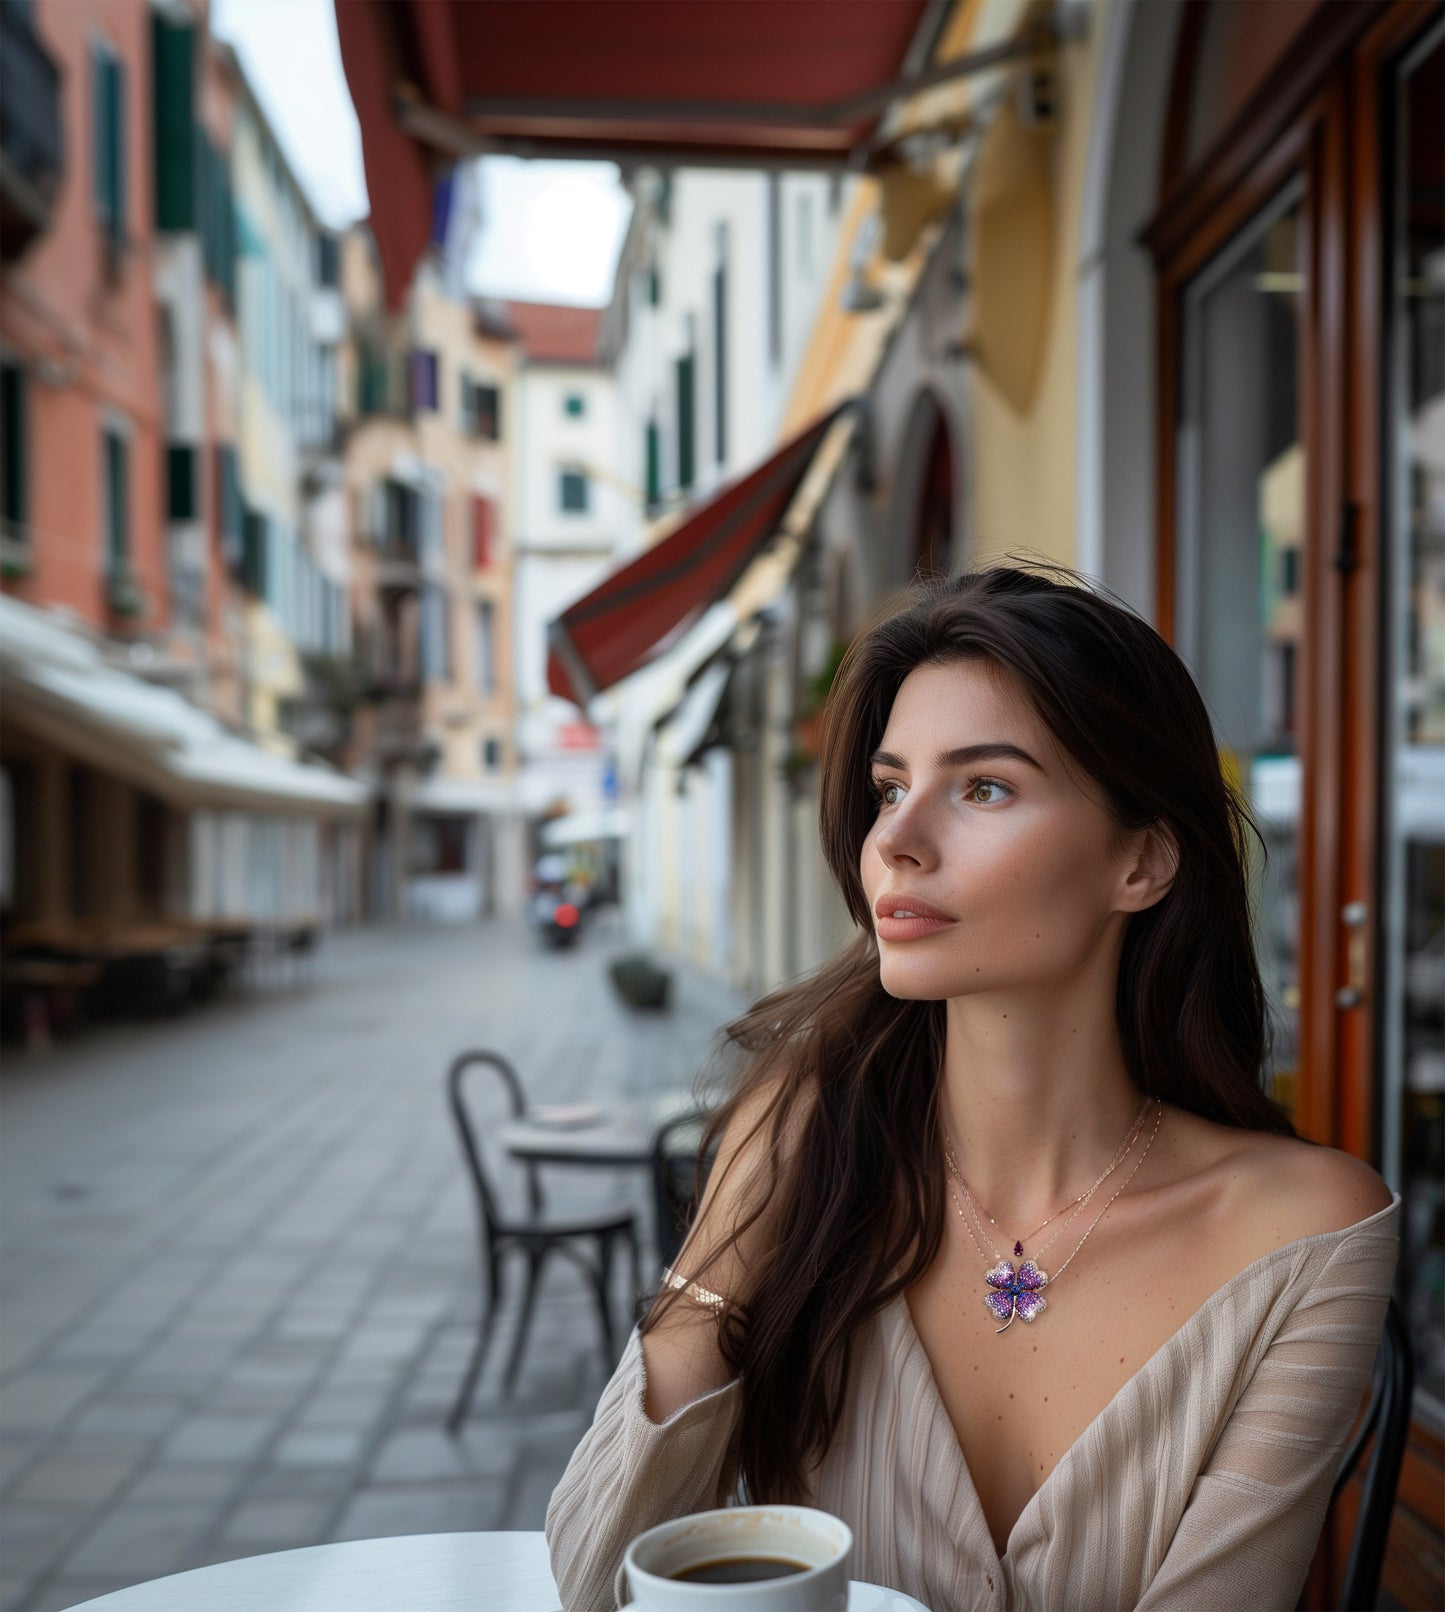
left=873, top=780, right=903, bottom=807
left=969, top=778, right=1012, bottom=805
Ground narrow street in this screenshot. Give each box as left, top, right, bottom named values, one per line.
left=0, top=917, right=745, bottom=1612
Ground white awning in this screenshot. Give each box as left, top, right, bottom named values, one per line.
left=0, top=595, right=367, bottom=815
left=657, top=656, right=733, bottom=768
left=540, top=805, right=630, bottom=846
left=409, top=773, right=520, bottom=814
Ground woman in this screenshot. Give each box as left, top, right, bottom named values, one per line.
left=547, top=565, right=1397, bottom=1611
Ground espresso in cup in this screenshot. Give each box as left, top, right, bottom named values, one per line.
left=622, top=1505, right=852, bottom=1609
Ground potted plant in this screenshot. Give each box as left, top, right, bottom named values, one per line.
left=608, top=953, right=672, bottom=1010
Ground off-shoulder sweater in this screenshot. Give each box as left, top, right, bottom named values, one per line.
left=546, top=1196, right=1398, bottom=1612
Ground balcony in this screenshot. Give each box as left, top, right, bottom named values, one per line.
left=0, top=3, right=64, bottom=263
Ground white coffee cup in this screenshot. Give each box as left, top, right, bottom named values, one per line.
left=620, top=1505, right=853, bottom=1610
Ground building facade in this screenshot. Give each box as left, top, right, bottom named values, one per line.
left=339, top=226, right=521, bottom=922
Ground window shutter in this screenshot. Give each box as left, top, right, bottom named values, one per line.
left=152, top=16, right=196, bottom=231
left=675, top=352, right=696, bottom=491
left=0, top=361, right=25, bottom=534
left=109, top=57, right=127, bottom=241
left=645, top=419, right=660, bottom=509
left=472, top=496, right=494, bottom=568
left=166, top=444, right=197, bottom=521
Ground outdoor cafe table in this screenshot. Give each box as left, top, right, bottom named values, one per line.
left=62, top=1531, right=933, bottom=1610
left=497, top=1091, right=702, bottom=1169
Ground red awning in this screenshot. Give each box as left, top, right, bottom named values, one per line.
left=547, top=404, right=852, bottom=707
left=334, top=0, right=935, bottom=307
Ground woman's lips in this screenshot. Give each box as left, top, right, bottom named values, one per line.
left=875, top=914, right=959, bottom=942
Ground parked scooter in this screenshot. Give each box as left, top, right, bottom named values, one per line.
left=527, top=854, right=585, bottom=949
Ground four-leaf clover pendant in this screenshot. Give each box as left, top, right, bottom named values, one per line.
left=983, top=1259, right=1049, bottom=1333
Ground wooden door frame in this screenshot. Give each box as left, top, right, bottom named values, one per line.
left=1143, top=0, right=1440, bottom=1155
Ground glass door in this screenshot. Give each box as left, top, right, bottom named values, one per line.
left=1381, top=15, right=1445, bottom=1421
left=1176, top=183, right=1308, bottom=1119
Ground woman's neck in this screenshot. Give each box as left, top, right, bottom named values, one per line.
left=937, top=986, right=1144, bottom=1234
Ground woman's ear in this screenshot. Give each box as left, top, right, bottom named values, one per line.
left=1117, top=822, right=1180, bottom=913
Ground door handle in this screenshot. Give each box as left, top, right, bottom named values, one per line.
left=1335, top=901, right=1368, bottom=1010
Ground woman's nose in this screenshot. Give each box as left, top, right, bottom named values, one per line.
left=874, top=798, right=937, bottom=870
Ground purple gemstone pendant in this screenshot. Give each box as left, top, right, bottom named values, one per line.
left=983, top=1260, right=1049, bottom=1334
left=1013, top=1241, right=1023, bottom=1257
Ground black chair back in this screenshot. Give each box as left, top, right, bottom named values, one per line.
left=1327, top=1294, right=1414, bottom=1612
left=447, top=1049, right=543, bottom=1232
left=650, top=1108, right=714, bottom=1270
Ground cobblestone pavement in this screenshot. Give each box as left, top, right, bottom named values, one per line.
left=0, top=915, right=747, bottom=1611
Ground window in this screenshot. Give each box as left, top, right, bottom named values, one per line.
left=92, top=43, right=127, bottom=245
left=483, top=737, right=503, bottom=770
left=1, top=359, right=26, bottom=550
left=166, top=444, right=197, bottom=522
left=316, top=232, right=340, bottom=288
left=420, top=583, right=450, bottom=682
left=409, top=349, right=439, bottom=412
left=200, top=139, right=235, bottom=299
left=102, top=428, right=129, bottom=574
left=242, top=505, right=267, bottom=594
left=473, top=381, right=501, bottom=441
left=151, top=14, right=195, bottom=232
left=472, top=495, right=495, bottom=568
left=558, top=470, right=590, bottom=514
left=476, top=600, right=495, bottom=695
left=675, top=350, right=696, bottom=492
left=648, top=266, right=662, bottom=306
left=564, top=393, right=586, bottom=418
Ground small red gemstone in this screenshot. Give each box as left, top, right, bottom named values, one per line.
left=1013, top=1241, right=1023, bottom=1257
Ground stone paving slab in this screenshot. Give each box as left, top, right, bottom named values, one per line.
left=0, top=916, right=746, bottom=1611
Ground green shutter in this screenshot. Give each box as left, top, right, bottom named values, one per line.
left=106, top=432, right=128, bottom=570
left=91, top=48, right=108, bottom=223
left=645, top=419, right=660, bottom=509
left=109, top=57, right=126, bottom=239
left=152, top=16, right=196, bottom=231
left=1, top=363, right=25, bottom=532
left=675, top=352, right=695, bottom=491
left=166, top=444, right=196, bottom=521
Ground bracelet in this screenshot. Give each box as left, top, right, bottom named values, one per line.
left=661, top=1265, right=726, bottom=1313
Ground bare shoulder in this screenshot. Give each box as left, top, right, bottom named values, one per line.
left=1159, top=1107, right=1393, bottom=1262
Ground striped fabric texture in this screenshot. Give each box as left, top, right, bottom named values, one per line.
left=546, top=1198, right=1398, bottom=1612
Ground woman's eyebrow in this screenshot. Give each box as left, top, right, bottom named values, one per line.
left=868, top=742, right=1045, bottom=772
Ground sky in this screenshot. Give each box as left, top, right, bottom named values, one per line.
left=210, top=0, right=632, bottom=306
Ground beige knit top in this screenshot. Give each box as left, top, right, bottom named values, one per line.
left=546, top=1196, right=1398, bottom=1612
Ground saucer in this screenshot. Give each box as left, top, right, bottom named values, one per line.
left=849, top=1583, right=931, bottom=1611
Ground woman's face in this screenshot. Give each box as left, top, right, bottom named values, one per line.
left=859, top=658, right=1140, bottom=1002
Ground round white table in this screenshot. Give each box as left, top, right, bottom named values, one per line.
left=62, top=1531, right=933, bottom=1610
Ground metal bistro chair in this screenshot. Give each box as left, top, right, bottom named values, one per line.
left=650, top=1108, right=717, bottom=1274
left=1300, top=1293, right=1415, bottom=1612
left=445, top=1050, right=640, bottom=1433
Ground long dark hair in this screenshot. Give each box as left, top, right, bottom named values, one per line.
left=641, top=562, right=1293, bottom=1503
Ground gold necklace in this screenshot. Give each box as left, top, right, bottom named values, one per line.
left=942, top=1094, right=1151, bottom=1261
left=944, top=1099, right=1164, bottom=1334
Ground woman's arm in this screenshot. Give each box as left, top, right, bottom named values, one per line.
left=546, top=1080, right=797, bottom=1610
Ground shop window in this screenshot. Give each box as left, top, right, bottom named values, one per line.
left=559, top=470, right=589, bottom=514
left=92, top=42, right=127, bottom=245
left=151, top=14, right=195, bottom=232
left=483, top=736, right=503, bottom=771
left=409, top=816, right=469, bottom=875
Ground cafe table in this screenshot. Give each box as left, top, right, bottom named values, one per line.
left=61, top=1531, right=933, bottom=1610
left=498, top=1090, right=704, bottom=1170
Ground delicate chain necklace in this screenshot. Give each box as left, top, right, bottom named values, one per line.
left=942, top=1095, right=1151, bottom=1262
left=944, top=1099, right=1164, bottom=1334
